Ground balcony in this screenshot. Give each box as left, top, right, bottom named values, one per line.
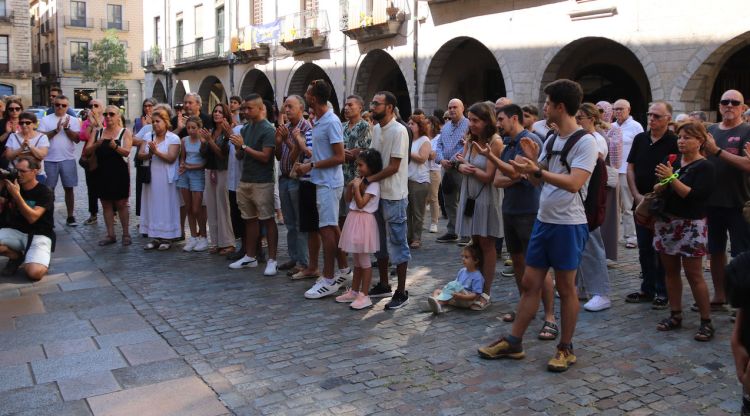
left=64, top=15, right=94, bottom=29
left=280, top=9, right=330, bottom=55
left=0, top=10, right=15, bottom=22
left=100, top=19, right=129, bottom=31
left=141, top=48, right=164, bottom=72
left=62, top=60, right=132, bottom=73
left=40, top=18, right=54, bottom=35
left=170, top=37, right=229, bottom=69
left=231, top=27, right=270, bottom=63
left=340, top=0, right=408, bottom=42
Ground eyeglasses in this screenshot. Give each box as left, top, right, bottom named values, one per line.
left=55, top=103, right=68, bottom=108
left=613, top=108, right=626, bottom=111
left=8, top=107, right=21, bottom=112
left=370, top=101, right=385, bottom=107
left=90, top=104, right=100, bottom=108
left=647, top=113, right=667, bottom=119
left=104, top=112, right=118, bottom=117
left=18, top=121, right=33, bottom=126
left=16, top=168, right=32, bottom=173
left=720, top=99, right=742, bottom=107
left=143, top=104, right=154, bottom=108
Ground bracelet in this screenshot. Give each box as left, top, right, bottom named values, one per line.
left=658, top=173, right=679, bottom=185
left=715, top=148, right=723, bottom=157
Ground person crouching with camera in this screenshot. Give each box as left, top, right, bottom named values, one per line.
left=0, top=156, right=55, bottom=280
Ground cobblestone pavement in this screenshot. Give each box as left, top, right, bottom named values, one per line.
left=0, top=168, right=742, bottom=415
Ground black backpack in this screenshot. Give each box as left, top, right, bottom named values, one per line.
left=544, top=130, right=607, bottom=231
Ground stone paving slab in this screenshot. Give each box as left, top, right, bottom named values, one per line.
left=30, top=348, right=128, bottom=384
left=57, top=371, right=121, bottom=401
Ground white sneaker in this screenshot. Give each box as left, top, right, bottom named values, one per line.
left=304, top=276, right=343, bottom=299
left=336, top=267, right=352, bottom=278
left=584, top=295, right=611, bottom=312
left=183, top=237, right=197, bottom=252
left=264, top=259, right=278, bottom=276
left=229, top=255, right=257, bottom=269
left=193, top=237, right=209, bottom=252
left=429, top=223, right=438, bottom=233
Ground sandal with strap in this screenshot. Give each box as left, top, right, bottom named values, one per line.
left=694, top=320, right=714, bottom=342
left=470, top=293, right=491, bottom=311
left=144, top=240, right=160, bottom=250
left=98, top=236, right=117, bottom=246
left=157, top=241, right=172, bottom=251
left=121, top=235, right=132, bottom=246
left=656, top=311, right=683, bottom=331
left=538, top=320, right=559, bottom=340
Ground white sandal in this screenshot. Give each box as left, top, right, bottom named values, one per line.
left=470, top=293, right=491, bottom=311
left=157, top=241, right=172, bottom=251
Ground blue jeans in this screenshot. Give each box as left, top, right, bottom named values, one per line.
left=375, top=198, right=411, bottom=265
left=636, top=223, right=667, bottom=298
left=279, top=176, right=308, bottom=266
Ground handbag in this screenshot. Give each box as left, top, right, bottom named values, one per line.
left=462, top=142, right=485, bottom=218
left=605, top=165, right=619, bottom=188
left=137, top=133, right=154, bottom=184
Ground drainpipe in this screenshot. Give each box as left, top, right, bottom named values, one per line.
left=412, top=0, right=418, bottom=110
left=228, top=0, right=234, bottom=94
left=342, top=3, right=347, bottom=104
left=273, top=0, right=278, bottom=104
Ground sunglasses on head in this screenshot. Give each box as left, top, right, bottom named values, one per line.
left=55, top=103, right=67, bottom=108
left=720, top=99, right=742, bottom=107
left=104, top=112, right=118, bottom=117
left=19, top=121, right=32, bottom=126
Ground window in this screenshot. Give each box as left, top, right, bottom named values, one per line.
left=302, top=0, right=318, bottom=11
left=154, top=16, right=161, bottom=47
left=0, top=36, right=7, bottom=72
left=175, top=19, right=184, bottom=62
left=216, top=6, right=224, bottom=51
left=252, top=0, right=262, bottom=25
left=107, top=4, right=122, bottom=30
left=0, top=0, right=7, bottom=18
left=194, top=4, right=202, bottom=37
left=70, top=41, right=88, bottom=71
left=70, top=1, right=86, bottom=27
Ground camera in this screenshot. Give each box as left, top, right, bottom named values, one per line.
left=0, top=168, right=18, bottom=182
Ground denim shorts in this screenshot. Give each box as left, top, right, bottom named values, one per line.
left=375, top=198, right=411, bottom=265
left=45, top=159, right=78, bottom=189
left=525, top=220, right=589, bottom=271
left=316, top=185, right=343, bottom=228
left=176, top=170, right=205, bottom=192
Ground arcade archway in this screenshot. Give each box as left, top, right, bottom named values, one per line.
left=197, top=76, right=227, bottom=113
left=173, top=80, right=187, bottom=104
left=354, top=50, right=411, bottom=117
left=152, top=79, right=167, bottom=103
left=287, top=63, right=340, bottom=115
left=239, top=69, right=274, bottom=103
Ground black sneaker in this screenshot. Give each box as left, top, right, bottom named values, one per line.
left=66, top=216, right=78, bottom=227
left=456, top=237, right=471, bottom=247
left=652, top=297, right=669, bottom=310
left=625, top=291, right=654, bottom=303
left=436, top=233, right=458, bottom=243
left=385, top=290, right=409, bottom=309
left=369, top=282, right=393, bottom=298
left=1, top=257, right=22, bottom=276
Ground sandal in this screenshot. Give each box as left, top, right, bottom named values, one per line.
left=694, top=320, right=714, bottom=342
left=208, top=247, right=219, bottom=254
left=98, top=236, right=117, bottom=246
left=218, top=246, right=235, bottom=255
left=656, top=311, right=683, bottom=331
left=157, top=241, right=172, bottom=251
left=144, top=240, right=160, bottom=250
left=470, top=293, right=491, bottom=311
left=690, top=302, right=727, bottom=312
left=538, top=320, right=559, bottom=340
left=502, top=311, right=516, bottom=323
left=409, top=241, right=421, bottom=249
left=121, top=235, right=132, bottom=246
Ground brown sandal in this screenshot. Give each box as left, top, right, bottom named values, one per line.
left=656, top=311, right=683, bottom=331
left=99, top=236, right=117, bottom=246
left=218, top=246, right=235, bottom=255
left=538, top=320, right=559, bottom=340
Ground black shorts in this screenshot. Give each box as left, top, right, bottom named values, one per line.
left=299, top=181, right=319, bottom=233
left=503, top=213, right=537, bottom=255
left=707, top=207, right=750, bottom=257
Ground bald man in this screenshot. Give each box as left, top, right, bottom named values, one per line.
left=702, top=89, right=750, bottom=309
left=613, top=99, right=643, bottom=248
left=435, top=98, right=469, bottom=242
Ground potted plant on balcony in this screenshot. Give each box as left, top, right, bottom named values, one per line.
left=150, top=45, right=162, bottom=65
left=386, top=2, right=401, bottom=20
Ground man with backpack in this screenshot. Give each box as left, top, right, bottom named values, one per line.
left=477, top=79, right=598, bottom=372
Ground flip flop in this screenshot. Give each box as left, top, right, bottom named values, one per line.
left=121, top=235, right=132, bottom=246
left=98, top=237, right=117, bottom=246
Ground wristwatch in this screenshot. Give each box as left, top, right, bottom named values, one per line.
left=241, top=144, right=248, bottom=150
left=533, top=166, right=544, bottom=179
left=311, top=162, right=315, bottom=169
left=715, top=148, right=723, bottom=157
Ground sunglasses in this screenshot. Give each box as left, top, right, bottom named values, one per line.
left=720, top=99, right=742, bottom=107
left=18, top=121, right=33, bottom=126
left=8, top=107, right=21, bottom=112
left=104, top=112, right=118, bottom=117
left=55, top=103, right=68, bottom=108
left=90, top=104, right=100, bottom=108
left=647, top=113, right=666, bottom=119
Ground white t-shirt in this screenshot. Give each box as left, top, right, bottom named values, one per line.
left=349, top=182, right=380, bottom=214
left=429, top=136, right=441, bottom=172
left=408, top=136, right=431, bottom=183
left=5, top=132, right=50, bottom=175
left=537, top=129, right=598, bottom=225
left=532, top=120, right=551, bottom=138
left=592, top=131, right=609, bottom=160
left=370, top=118, right=409, bottom=200
left=615, top=116, right=644, bottom=174
left=227, top=125, right=244, bottom=191
left=135, top=124, right=153, bottom=140
left=142, top=132, right=181, bottom=183
left=38, top=114, right=81, bottom=162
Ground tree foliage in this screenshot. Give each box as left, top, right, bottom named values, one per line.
left=82, top=30, right=128, bottom=90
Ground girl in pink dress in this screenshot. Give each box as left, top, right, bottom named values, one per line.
left=336, top=149, right=383, bottom=310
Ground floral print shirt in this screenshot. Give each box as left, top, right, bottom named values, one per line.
left=341, top=119, right=371, bottom=184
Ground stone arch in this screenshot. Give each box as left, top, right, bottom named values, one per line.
left=173, top=80, right=187, bottom=104
left=197, top=76, right=227, bottom=113
left=239, top=68, right=274, bottom=103
left=151, top=79, right=167, bottom=104
left=673, top=30, right=750, bottom=113
left=287, top=63, right=340, bottom=115
left=535, top=37, right=654, bottom=123
left=422, top=37, right=506, bottom=113
left=353, top=49, right=411, bottom=117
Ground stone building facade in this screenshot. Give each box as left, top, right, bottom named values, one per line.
left=0, top=0, right=32, bottom=105
left=30, top=0, right=144, bottom=122
left=142, top=0, right=750, bottom=123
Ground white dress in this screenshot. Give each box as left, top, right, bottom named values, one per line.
left=140, top=132, right=182, bottom=239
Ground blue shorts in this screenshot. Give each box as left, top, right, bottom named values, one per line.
left=176, top=170, right=205, bottom=192
left=316, top=185, right=343, bottom=228
left=45, top=159, right=78, bottom=189
left=525, top=220, right=589, bottom=271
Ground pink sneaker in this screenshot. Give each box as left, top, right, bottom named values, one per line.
left=335, top=289, right=358, bottom=303
left=350, top=294, right=373, bottom=310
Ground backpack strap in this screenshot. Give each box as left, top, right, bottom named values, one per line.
left=545, top=129, right=588, bottom=173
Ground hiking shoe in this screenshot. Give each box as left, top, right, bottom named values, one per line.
left=584, top=295, right=611, bottom=312
left=350, top=294, right=373, bottom=310
left=478, top=336, right=525, bottom=360
left=547, top=346, right=576, bottom=372
left=304, top=277, right=343, bottom=299
left=66, top=216, right=78, bottom=227
left=369, top=282, right=393, bottom=298
left=427, top=297, right=443, bottom=314
left=335, top=289, right=358, bottom=303
left=652, top=297, right=669, bottom=310
left=183, top=237, right=197, bottom=252
left=429, top=223, right=438, bottom=233
left=436, top=233, right=458, bottom=243
left=625, top=292, right=654, bottom=303
left=229, top=255, right=258, bottom=269
left=385, top=290, right=409, bottom=309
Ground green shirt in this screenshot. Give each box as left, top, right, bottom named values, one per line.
left=240, top=119, right=276, bottom=183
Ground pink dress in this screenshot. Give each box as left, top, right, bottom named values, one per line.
left=339, top=182, right=380, bottom=254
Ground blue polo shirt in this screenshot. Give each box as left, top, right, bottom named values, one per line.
left=500, top=129, right=543, bottom=215
left=311, top=108, right=344, bottom=188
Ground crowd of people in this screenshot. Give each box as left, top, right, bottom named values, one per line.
left=0, top=80, right=749, bottom=383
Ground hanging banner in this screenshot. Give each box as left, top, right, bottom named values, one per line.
left=254, top=19, right=281, bottom=44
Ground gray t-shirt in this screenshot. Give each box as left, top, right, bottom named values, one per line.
left=706, top=122, right=750, bottom=208
left=537, top=129, right=598, bottom=225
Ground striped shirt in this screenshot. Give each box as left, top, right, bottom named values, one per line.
left=279, top=118, right=312, bottom=177
left=436, top=116, right=469, bottom=162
